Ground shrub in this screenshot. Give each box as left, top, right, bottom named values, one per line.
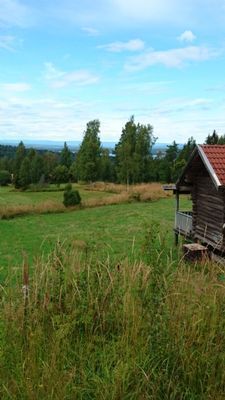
left=0, top=170, right=11, bottom=186
left=63, top=187, right=81, bottom=207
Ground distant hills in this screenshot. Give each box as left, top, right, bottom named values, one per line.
left=0, top=139, right=183, bottom=155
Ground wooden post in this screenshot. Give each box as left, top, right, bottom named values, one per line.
left=176, top=190, right=179, bottom=212
left=175, top=189, right=179, bottom=246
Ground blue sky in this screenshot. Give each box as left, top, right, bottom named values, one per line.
left=1, top=0, right=225, bottom=144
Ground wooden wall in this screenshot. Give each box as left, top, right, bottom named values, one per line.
left=192, top=175, right=225, bottom=250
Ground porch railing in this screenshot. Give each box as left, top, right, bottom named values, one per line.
left=175, top=211, right=193, bottom=236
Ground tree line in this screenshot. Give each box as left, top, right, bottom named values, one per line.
left=0, top=118, right=224, bottom=188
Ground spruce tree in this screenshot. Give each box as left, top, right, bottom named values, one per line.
left=30, top=153, right=44, bottom=184
left=19, top=157, right=31, bottom=189
left=75, top=120, right=101, bottom=182
left=13, top=141, right=26, bottom=188
left=60, top=142, right=72, bottom=168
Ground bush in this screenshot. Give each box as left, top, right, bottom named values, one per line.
left=0, top=170, right=11, bottom=186
left=63, top=187, right=81, bottom=207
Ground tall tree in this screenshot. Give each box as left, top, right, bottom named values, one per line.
left=13, top=141, right=26, bottom=188
left=205, top=130, right=225, bottom=145
left=115, top=116, right=156, bottom=184
left=75, top=120, right=101, bottom=182
left=172, top=136, right=196, bottom=181
left=19, top=157, right=31, bottom=189
left=100, top=148, right=115, bottom=182
left=178, top=137, right=196, bottom=162
left=163, top=141, right=179, bottom=183
left=30, top=153, right=44, bottom=184
left=60, top=142, right=72, bottom=168
left=133, top=123, right=156, bottom=182
left=43, top=152, right=58, bottom=182
left=205, top=130, right=219, bottom=145
left=53, top=165, right=69, bottom=187
left=115, top=116, right=137, bottom=185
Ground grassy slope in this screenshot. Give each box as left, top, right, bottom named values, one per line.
left=1, top=191, right=224, bottom=399
left=0, top=184, right=111, bottom=206
left=1, top=216, right=225, bottom=399
left=0, top=198, right=178, bottom=270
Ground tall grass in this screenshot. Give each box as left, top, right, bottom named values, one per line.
left=1, top=235, right=225, bottom=399
left=0, top=182, right=171, bottom=219
left=84, top=182, right=172, bottom=200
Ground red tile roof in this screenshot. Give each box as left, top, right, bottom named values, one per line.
left=200, top=145, right=225, bottom=186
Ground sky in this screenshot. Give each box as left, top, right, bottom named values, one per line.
left=1, top=0, right=225, bottom=144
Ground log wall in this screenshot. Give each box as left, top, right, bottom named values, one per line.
left=192, top=175, right=225, bottom=250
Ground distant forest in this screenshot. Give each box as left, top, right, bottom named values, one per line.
left=0, top=117, right=224, bottom=189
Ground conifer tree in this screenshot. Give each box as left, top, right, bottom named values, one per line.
left=60, top=142, right=72, bottom=168
left=75, top=120, right=101, bottom=182
left=30, top=153, right=44, bottom=184
left=19, top=157, right=31, bottom=189
left=13, top=141, right=26, bottom=188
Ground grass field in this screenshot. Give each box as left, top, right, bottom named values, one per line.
left=1, top=187, right=225, bottom=399
left=0, top=198, right=177, bottom=272
left=0, top=183, right=173, bottom=215
left=0, top=183, right=180, bottom=274
left=1, top=220, right=225, bottom=399
left=0, top=184, right=112, bottom=206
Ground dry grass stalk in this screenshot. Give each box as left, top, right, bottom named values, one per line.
left=0, top=201, right=65, bottom=219
left=0, top=182, right=171, bottom=219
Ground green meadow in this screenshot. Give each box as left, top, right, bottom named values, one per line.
left=0, top=184, right=185, bottom=272
left=0, top=184, right=112, bottom=206
left=2, top=187, right=224, bottom=400
left=0, top=198, right=176, bottom=272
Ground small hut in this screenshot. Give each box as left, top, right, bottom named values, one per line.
left=174, top=144, right=225, bottom=253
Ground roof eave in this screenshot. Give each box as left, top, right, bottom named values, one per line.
left=197, top=144, right=222, bottom=189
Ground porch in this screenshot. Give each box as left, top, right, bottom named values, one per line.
left=175, top=211, right=193, bottom=237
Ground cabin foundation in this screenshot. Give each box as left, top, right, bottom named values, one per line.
left=183, top=243, right=208, bottom=262
left=172, top=145, right=225, bottom=257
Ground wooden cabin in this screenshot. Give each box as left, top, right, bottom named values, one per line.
left=175, top=144, right=225, bottom=253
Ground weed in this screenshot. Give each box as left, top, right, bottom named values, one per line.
left=1, top=241, right=225, bottom=399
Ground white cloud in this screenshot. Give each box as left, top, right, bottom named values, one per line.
left=0, top=82, right=31, bottom=92
left=152, top=97, right=213, bottom=116
left=44, top=62, right=99, bottom=88
left=82, top=27, right=99, bottom=36
left=44, top=62, right=64, bottom=80
left=52, top=71, right=99, bottom=88
left=126, top=46, right=216, bottom=70
left=0, top=35, right=16, bottom=50
left=0, top=0, right=32, bottom=27
left=0, top=92, right=223, bottom=144
left=111, top=0, right=188, bottom=23
left=99, top=39, right=145, bottom=52
left=0, top=96, right=99, bottom=140
left=178, top=30, right=196, bottom=42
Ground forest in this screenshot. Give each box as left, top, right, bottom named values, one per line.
left=1, top=117, right=224, bottom=190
